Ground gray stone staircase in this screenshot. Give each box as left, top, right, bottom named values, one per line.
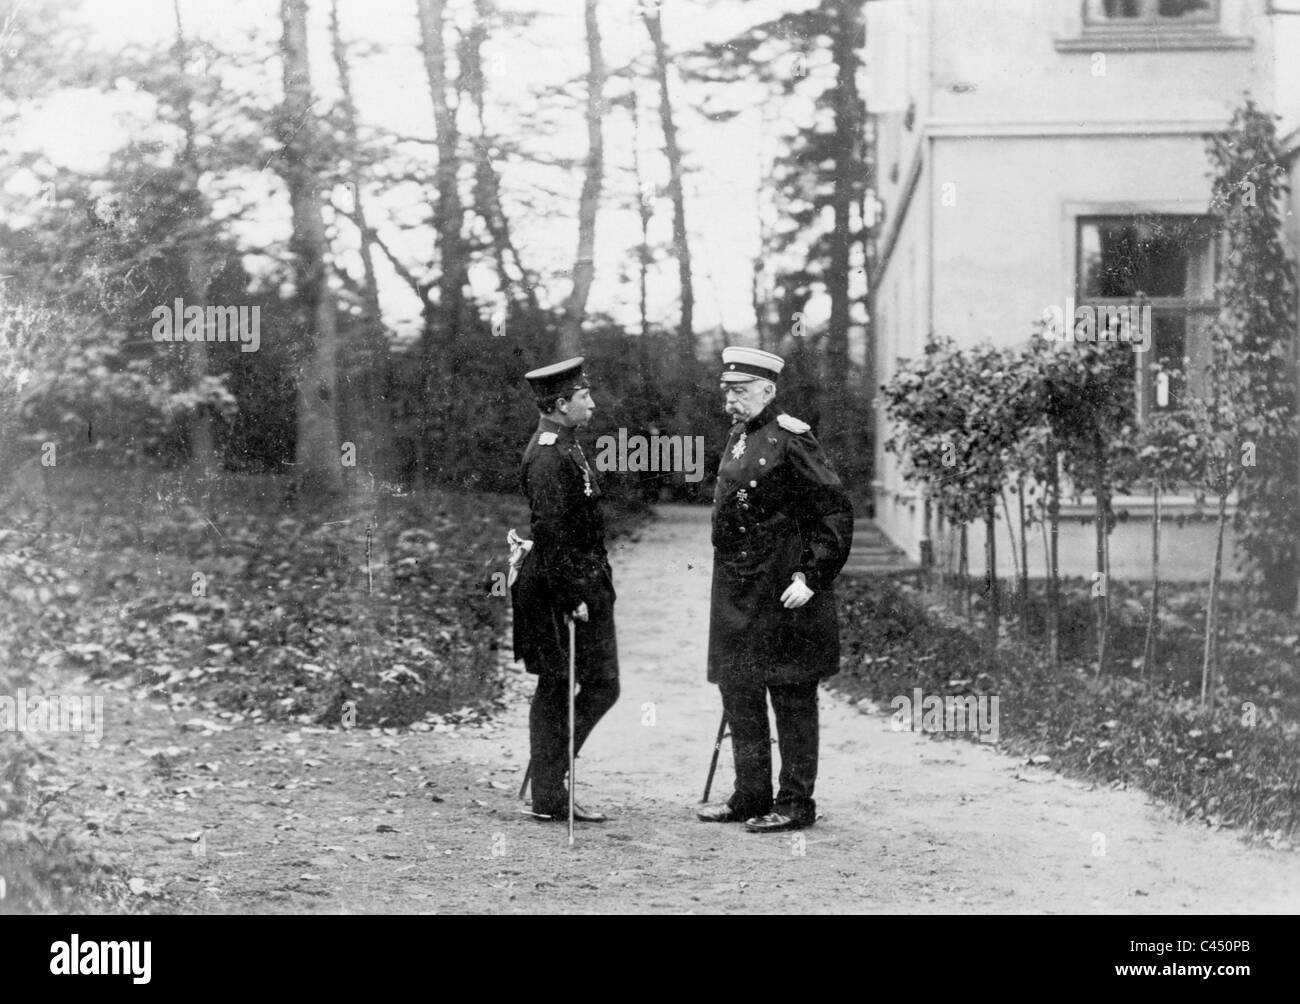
left=840, top=519, right=922, bottom=579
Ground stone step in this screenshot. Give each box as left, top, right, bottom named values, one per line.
left=841, top=520, right=919, bottom=578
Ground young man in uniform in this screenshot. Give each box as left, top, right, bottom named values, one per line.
left=510, top=358, right=619, bottom=822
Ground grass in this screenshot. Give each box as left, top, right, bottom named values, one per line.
left=0, top=465, right=648, bottom=913
left=831, top=573, right=1300, bottom=846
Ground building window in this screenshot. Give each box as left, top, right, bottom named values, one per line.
left=1076, top=215, right=1218, bottom=421
left=1083, top=0, right=1218, bottom=28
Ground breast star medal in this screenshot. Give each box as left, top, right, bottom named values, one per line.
left=731, top=431, right=747, bottom=461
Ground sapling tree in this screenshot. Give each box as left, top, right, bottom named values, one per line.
left=884, top=340, right=1028, bottom=648
left=1205, top=101, right=1300, bottom=612
left=1039, top=341, right=1136, bottom=676
left=1125, top=394, right=1195, bottom=677
left=1152, top=326, right=1249, bottom=705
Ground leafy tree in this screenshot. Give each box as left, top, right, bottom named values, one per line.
left=1204, top=101, right=1300, bottom=612
left=883, top=339, right=1030, bottom=648
left=690, top=0, right=869, bottom=466
left=1040, top=341, right=1136, bottom=676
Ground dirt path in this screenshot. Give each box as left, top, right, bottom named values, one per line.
left=44, top=505, right=1300, bottom=913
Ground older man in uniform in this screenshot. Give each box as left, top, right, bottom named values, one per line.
left=698, top=346, right=854, bottom=833
left=510, top=358, right=618, bottom=823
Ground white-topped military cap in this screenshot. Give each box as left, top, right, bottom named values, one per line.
left=720, top=346, right=784, bottom=383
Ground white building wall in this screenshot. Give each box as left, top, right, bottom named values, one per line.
left=868, top=0, right=1289, bottom=577
left=930, top=133, right=1226, bottom=350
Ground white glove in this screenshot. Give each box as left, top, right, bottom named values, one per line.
left=572, top=602, right=589, bottom=622
left=780, top=573, right=814, bottom=609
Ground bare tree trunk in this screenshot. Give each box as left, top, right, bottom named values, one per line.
left=330, top=1, right=390, bottom=422
left=279, top=0, right=342, bottom=499
left=330, top=0, right=392, bottom=588
left=921, top=490, right=933, bottom=592
left=1018, top=480, right=1030, bottom=640
left=560, top=0, right=604, bottom=357
left=1293, top=255, right=1300, bottom=619
left=331, top=1, right=380, bottom=326
left=999, top=489, right=1016, bottom=617
left=416, top=0, right=466, bottom=482
left=1000, top=488, right=1020, bottom=637
left=984, top=501, right=999, bottom=650
left=1046, top=441, right=1061, bottom=668
left=1040, top=501, right=1051, bottom=635
left=959, top=521, right=970, bottom=620
left=631, top=86, right=651, bottom=338
left=467, top=0, right=541, bottom=323
left=1142, top=481, right=1161, bottom=677
left=934, top=511, right=947, bottom=602
left=824, top=0, right=863, bottom=450
left=641, top=1, right=692, bottom=363
left=171, top=0, right=217, bottom=476
left=1093, top=434, right=1109, bottom=677
left=1202, top=489, right=1228, bottom=707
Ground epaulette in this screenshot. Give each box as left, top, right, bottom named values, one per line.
left=538, top=432, right=558, bottom=446
left=776, top=414, right=810, bottom=435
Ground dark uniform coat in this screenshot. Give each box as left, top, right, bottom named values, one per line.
left=707, top=403, right=854, bottom=687
left=511, top=416, right=618, bottom=682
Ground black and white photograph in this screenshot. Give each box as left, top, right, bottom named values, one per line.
left=1, top=0, right=1298, bottom=944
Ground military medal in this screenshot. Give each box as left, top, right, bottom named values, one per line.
left=575, top=444, right=594, bottom=497
left=731, top=431, right=747, bottom=460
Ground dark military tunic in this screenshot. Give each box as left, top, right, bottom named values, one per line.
left=707, top=402, right=854, bottom=686
left=511, top=416, right=618, bottom=682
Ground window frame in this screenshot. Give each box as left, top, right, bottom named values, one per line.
left=1082, top=0, right=1220, bottom=31
left=1072, top=212, right=1220, bottom=424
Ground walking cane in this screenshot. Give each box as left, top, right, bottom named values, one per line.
left=701, top=711, right=729, bottom=803
left=518, top=761, right=531, bottom=801
left=566, top=614, right=576, bottom=846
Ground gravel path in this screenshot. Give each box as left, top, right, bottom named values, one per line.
left=49, top=505, right=1300, bottom=913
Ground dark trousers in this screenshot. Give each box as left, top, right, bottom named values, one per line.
left=719, top=678, right=819, bottom=821
left=529, top=675, right=619, bottom=809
